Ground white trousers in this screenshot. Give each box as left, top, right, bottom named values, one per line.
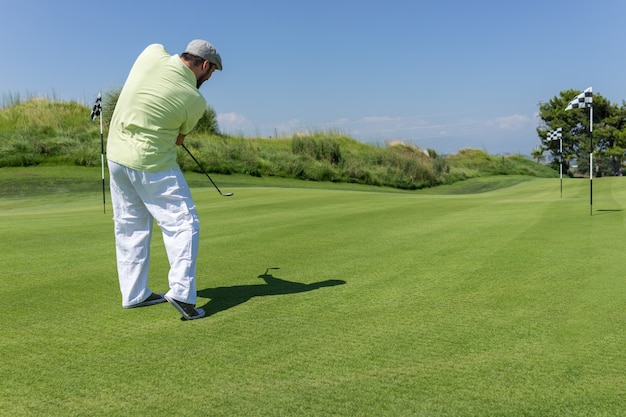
left=108, top=161, right=200, bottom=307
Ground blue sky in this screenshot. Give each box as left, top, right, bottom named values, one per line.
left=1, top=0, right=625, bottom=154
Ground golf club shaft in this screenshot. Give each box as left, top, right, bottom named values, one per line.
left=181, top=144, right=231, bottom=196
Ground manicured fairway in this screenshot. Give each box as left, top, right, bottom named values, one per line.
left=0, top=167, right=624, bottom=416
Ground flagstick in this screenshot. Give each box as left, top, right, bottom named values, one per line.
left=564, top=87, right=593, bottom=214
left=99, top=96, right=106, bottom=214
left=548, top=129, right=563, bottom=199
left=589, top=106, right=593, bottom=216
left=559, top=134, right=563, bottom=199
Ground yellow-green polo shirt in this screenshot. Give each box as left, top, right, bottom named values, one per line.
left=107, top=44, right=206, bottom=172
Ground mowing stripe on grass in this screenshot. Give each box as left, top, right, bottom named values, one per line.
left=0, top=168, right=624, bottom=416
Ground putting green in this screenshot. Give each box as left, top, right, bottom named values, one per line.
left=0, top=168, right=624, bottom=416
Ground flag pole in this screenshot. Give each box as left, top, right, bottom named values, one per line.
left=589, top=105, right=593, bottom=216
left=547, top=128, right=563, bottom=198
left=564, top=87, right=593, bottom=214
left=100, top=101, right=106, bottom=214
left=559, top=132, right=563, bottom=199
left=90, top=92, right=105, bottom=214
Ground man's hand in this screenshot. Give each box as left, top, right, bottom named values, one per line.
left=176, top=133, right=186, bottom=146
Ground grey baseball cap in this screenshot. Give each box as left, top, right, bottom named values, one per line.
left=184, top=39, right=223, bottom=71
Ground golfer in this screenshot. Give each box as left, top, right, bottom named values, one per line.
left=106, top=39, right=222, bottom=320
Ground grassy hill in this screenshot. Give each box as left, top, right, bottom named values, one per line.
left=0, top=99, right=557, bottom=189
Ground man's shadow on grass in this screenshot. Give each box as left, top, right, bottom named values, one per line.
left=196, top=268, right=346, bottom=317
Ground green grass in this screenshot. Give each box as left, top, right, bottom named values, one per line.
left=0, top=167, right=624, bottom=416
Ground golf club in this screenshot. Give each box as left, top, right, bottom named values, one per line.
left=181, top=144, right=234, bottom=197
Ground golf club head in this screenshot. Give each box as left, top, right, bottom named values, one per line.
left=222, top=192, right=234, bottom=197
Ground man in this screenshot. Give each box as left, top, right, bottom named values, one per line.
left=107, top=39, right=223, bottom=320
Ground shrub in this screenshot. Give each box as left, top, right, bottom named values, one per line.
left=292, top=135, right=342, bottom=165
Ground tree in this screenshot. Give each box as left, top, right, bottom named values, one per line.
left=537, top=90, right=626, bottom=176
left=530, top=147, right=544, bottom=163
left=191, top=105, right=220, bottom=135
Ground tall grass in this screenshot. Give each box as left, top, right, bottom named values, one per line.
left=0, top=98, right=557, bottom=189
left=180, top=134, right=454, bottom=188
left=0, top=99, right=101, bottom=167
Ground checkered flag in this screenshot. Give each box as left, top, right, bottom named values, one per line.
left=565, top=87, right=592, bottom=110
left=547, top=128, right=562, bottom=141
left=90, top=92, right=102, bottom=120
